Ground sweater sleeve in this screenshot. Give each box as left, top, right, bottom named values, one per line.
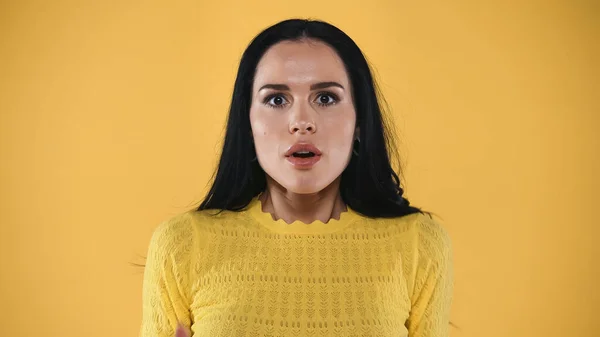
left=405, top=214, right=454, bottom=337
left=140, top=213, right=195, bottom=337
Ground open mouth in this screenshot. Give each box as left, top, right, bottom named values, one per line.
left=291, top=151, right=316, bottom=158
left=284, top=143, right=322, bottom=169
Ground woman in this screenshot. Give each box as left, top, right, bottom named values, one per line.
left=140, top=18, right=453, bottom=337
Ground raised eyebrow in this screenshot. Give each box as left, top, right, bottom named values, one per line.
left=258, top=84, right=290, bottom=92
left=310, top=82, right=345, bottom=91
left=258, top=82, right=345, bottom=92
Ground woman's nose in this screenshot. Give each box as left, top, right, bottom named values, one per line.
left=289, top=120, right=317, bottom=134
left=289, top=103, right=317, bottom=134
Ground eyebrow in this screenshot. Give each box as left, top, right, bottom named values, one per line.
left=258, top=81, right=345, bottom=92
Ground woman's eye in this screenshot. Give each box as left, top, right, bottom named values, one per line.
left=316, top=93, right=338, bottom=106
left=266, top=95, right=287, bottom=108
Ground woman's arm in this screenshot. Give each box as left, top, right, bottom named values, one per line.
left=140, top=214, right=195, bottom=337
left=405, top=215, right=454, bottom=337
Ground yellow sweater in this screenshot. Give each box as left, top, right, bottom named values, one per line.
left=140, top=196, right=453, bottom=337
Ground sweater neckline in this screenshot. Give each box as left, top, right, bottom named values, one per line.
left=247, top=195, right=358, bottom=234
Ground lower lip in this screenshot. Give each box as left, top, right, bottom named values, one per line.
left=286, top=155, right=321, bottom=169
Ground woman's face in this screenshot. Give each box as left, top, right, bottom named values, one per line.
left=249, top=39, right=357, bottom=194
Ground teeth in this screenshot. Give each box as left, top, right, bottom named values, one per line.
left=292, top=151, right=315, bottom=158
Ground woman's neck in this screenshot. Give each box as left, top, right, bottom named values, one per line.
left=259, top=177, right=347, bottom=225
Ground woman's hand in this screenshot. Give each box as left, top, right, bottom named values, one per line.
left=175, top=323, right=191, bottom=337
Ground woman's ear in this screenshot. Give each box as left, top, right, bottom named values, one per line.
left=354, top=127, right=360, bottom=140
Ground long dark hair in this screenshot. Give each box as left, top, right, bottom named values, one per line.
left=198, top=18, right=426, bottom=218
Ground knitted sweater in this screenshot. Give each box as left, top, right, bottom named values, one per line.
left=140, top=196, right=453, bottom=337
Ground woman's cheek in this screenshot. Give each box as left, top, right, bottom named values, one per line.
left=324, top=117, right=355, bottom=143
left=251, top=121, right=282, bottom=166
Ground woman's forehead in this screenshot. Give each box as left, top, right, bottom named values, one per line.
left=254, top=40, right=349, bottom=88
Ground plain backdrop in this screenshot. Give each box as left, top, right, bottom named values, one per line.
left=0, top=0, right=598, bottom=336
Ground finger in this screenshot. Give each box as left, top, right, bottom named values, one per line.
left=175, top=323, right=191, bottom=337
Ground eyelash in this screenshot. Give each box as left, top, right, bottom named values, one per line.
left=263, top=92, right=339, bottom=109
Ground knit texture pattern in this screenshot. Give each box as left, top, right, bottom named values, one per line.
left=140, top=198, right=453, bottom=337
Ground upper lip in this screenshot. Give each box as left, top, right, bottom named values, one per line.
left=285, top=142, right=322, bottom=157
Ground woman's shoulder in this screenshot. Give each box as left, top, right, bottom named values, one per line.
left=368, top=212, right=453, bottom=273
left=362, top=211, right=444, bottom=232
left=370, top=211, right=452, bottom=250
left=148, top=210, right=198, bottom=252
left=156, top=207, right=256, bottom=236
left=147, top=208, right=229, bottom=254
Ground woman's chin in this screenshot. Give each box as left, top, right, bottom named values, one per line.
left=272, top=177, right=320, bottom=194
left=280, top=176, right=338, bottom=195
left=265, top=168, right=339, bottom=195
left=287, top=186, right=322, bottom=195
left=278, top=181, right=320, bottom=194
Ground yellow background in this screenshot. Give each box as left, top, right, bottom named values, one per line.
left=0, top=0, right=598, bottom=336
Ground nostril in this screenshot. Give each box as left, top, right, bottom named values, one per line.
left=290, top=124, right=315, bottom=133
